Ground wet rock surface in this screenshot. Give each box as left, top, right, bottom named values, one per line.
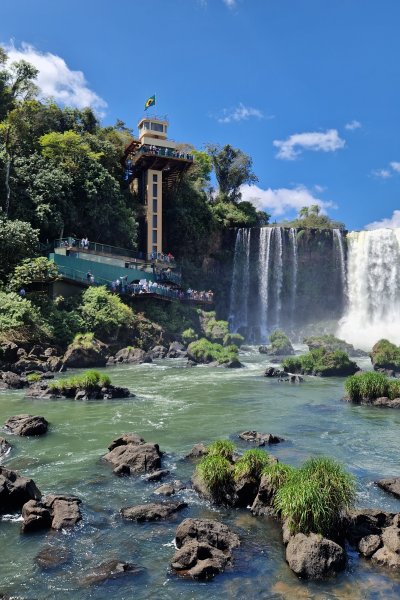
left=0, top=466, right=41, bottom=514
left=0, top=371, right=28, bottom=390
left=104, top=433, right=162, bottom=475
left=167, top=342, right=188, bottom=359
left=62, top=339, right=108, bottom=368
left=154, top=480, right=186, bottom=496
left=21, top=494, right=82, bottom=532
left=107, top=347, right=152, bottom=365
left=81, top=560, right=144, bottom=586
left=5, top=414, right=48, bottom=436
left=286, top=533, right=346, bottom=579
left=120, top=501, right=187, bottom=522
left=239, top=430, right=284, bottom=446
left=171, top=518, right=240, bottom=579
left=185, top=443, right=208, bottom=459
left=376, top=477, right=400, bottom=499
left=251, top=474, right=277, bottom=517
left=264, top=367, right=304, bottom=382
left=145, top=469, right=170, bottom=482
left=35, top=545, right=71, bottom=570
left=27, top=381, right=132, bottom=400
left=149, top=345, right=168, bottom=359
left=0, top=438, right=11, bottom=460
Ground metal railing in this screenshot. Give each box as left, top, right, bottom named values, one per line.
left=132, top=145, right=194, bottom=161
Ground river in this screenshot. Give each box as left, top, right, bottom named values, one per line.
left=1, top=348, right=400, bottom=599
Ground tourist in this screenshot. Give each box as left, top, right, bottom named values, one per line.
left=86, top=270, right=92, bottom=283
left=19, top=288, right=26, bottom=297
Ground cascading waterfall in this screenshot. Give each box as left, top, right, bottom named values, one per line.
left=272, top=227, right=284, bottom=329
left=338, top=228, right=400, bottom=349
left=229, top=228, right=251, bottom=333
left=289, top=227, right=298, bottom=326
left=333, top=228, right=346, bottom=292
left=258, top=227, right=273, bottom=341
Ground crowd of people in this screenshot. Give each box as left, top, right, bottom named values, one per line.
left=101, top=276, right=213, bottom=303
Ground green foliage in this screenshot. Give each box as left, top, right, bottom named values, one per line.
left=9, top=256, right=58, bottom=291
left=371, top=339, right=400, bottom=371
left=344, top=371, right=400, bottom=401
left=210, top=200, right=267, bottom=228
left=223, top=332, right=244, bottom=347
left=196, top=455, right=233, bottom=498
left=39, top=130, right=103, bottom=165
left=50, top=369, right=111, bottom=392
left=268, top=330, right=293, bottom=353
left=0, top=217, right=39, bottom=281
left=26, top=373, right=41, bottom=383
left=182, top=327, right=198, bottom=344
left=207, top=439, right=236, bottom=460
left=204, top=315, right=229, bottom=343
left=234, top=449, right=270, bottom=480
left=274, top=457, right=355, bottom=536
left=206, top=143, right=258, bottom=203
left=188, top=338, right=239, bottom=364
left=262, top=462, right=297, bottom=490
left=0, top=290, right=48, bottom=343
left=143, top=302, right=199, bottom=339
left=79, top=286, right=134, bottom=340
left=71, top=332, right=95, bottom=349
left=284, top=206, right=345, bottom=230
left=283, top=348, right=357, bottom=376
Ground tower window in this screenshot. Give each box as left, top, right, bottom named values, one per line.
left=152, top=174, right=158, bottom=182
left=151, top=122, right=164, bottom=132
left=152, top=183, right=158, bottom=197
left=152, top=230, right=157, bottom=244
left=153, top=214, right=158, bottom=228
left=153, top=199, right=157, bottom=212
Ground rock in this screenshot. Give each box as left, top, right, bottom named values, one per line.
left=376, top=477, right=400, bottom=499
left=251, top=473, right=279, bottom=517
left=171, top=518, right=240, bottom=579
left=62, top=338, right=108, bottom=368
left=0, top=371, right=27, bottom=389
left=104, top=436, right=162, bottom=474
left=13, top=358, right=47, bottom=374
left=358, top=535, right=382, bottom=558
left=108, top=347, right=152, bottom=365
left=108, top=433, right=145, bottom=451
left=286, top=533, right=346, bottom=579
left=113, top=463, right=131, bottom=476
left=345, top=509, right=395, bottom=545
left=35, top=545, right=71, bottom=569
left=221, top=359, right=243, bottom=369
left=0, top=466, right=41, bottom=514
left=0, top=342, right=19, bottom=364
left=239, top=430, right=284, bottom=446
left=155, top=480, right=186, bottom=496
left=167, top=342, right=187, bottom=359
left=185, top=443, right=208, bottom=459
left=0, top=438, right=11, bottom=460
left=5, top=414, right=48, bottom=436
left=372, top=546, right=400, bottom=568
left=81, top=560, right=144, bottom=586
left=46, top=356, right=65, bottom=372
left=27, top=381, right=131, bottom=400
left=381, top=526, right=400, bottom=554
left=145, top=469, right=170, bottom=482
left=120, top=501, right=187, bottom=522
left=371, top=397, right=400, bottom=408
left=233, top=473, right=260, bottom=508
left=21, top=494, right=82, bottom=532
left=149, top=345, right=168, bottom=359
left=263, top=367, right=287, bottom=378
left=258, top=346, right=269, bottom=354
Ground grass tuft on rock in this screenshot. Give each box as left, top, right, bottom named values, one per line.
left=207, top=439, right=236, bottom=460
left=188, top=338, right=239, bottom=364
left=282, top=348, right=358, bottom=377
left=196, top=455, right=233, bottom=497
left=50, top=369, right=111, bottom=393
left=262, top=462, right=297, bottom=490
left=234, top=449, right=271, bottom=480
left=345, top=370, right=400, bottom=401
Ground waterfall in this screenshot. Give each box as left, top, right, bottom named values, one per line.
left=272, top=227, right=284, bottom=329
left=229, top=228, right=251, bottom=333
left=338, top=228, right=400, bottom=349
left=333, top=228, right=346, bottom=292
left=289, top=228, right=298, bottom=326
left=258, top=227, right=273, bottom=341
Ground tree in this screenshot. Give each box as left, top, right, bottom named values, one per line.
left=39, top=130, right=103, bottom=167
left=299, top=206, right=310, bottom=219
left=9, top=257, right=59, bottom=291
left=79, top=286, right=135, bottom=340
left=0, top=217, right=39, bottom=281
left=206, top=144, right=258, bottom=203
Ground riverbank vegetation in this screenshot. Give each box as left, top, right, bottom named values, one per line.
left=370, top=339, right=400, bottom=373
left=283, top=348, right=358, bottom=377
left=187, top=338, right=239, bottom=365
left=345, top=371, right=400, bottom=401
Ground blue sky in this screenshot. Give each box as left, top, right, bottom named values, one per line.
left=1, top=0, right=399, bottom=230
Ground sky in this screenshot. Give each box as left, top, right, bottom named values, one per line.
left=1, top=0, right=399, bottom=231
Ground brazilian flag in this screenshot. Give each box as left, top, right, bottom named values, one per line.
left=144, top=95, right=156, bottom=110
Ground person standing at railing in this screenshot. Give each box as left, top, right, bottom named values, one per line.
left=86, top=270, right=92, bottom=284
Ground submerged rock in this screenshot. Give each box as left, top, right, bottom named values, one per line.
left=154, top=480, right=186, bottom=496
left=35, top=545, right=71, bottom=570
left=21, top=494, right=82, bottom=533
left=145, top=469, right=170, bottom=482
left=81, top=560, right=144, bottom=586
left=239, top=430, right=284, bottom=446
left=0, top=466, right=41, bottom=514
left=104, top=433, right=162, bottom=475
left=5, top=414, right=48, bottom=436
left=120, top=501, right=186, bottom=522
left=376, top=478, right=400, bottom=499
left=185, top=443, right=208, bottom=459
left=285, top=533, right=346, bottom=579
left=171, top=518, right=240, bottom=579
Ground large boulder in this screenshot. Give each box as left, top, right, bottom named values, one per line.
left=185, top=443, right=208, bottom=459
left=171, top=518, right=240, bottom=579
left=372, top=545, right=400, bottom=568
left=0, top=438, right=11, bottom=460
left=345, top=508, right=395, bottom=545
left=0, top=371, right=27, bottom=390
left=120, top=501, right=187, bottom=522
left=239, top=430, right=284, bottom=446
left=5, top=414, right=48, bottom=436
left=250, top=473, right=277, bottom=517
left=35, top=545, right=71, bottom=570
left=155, top=480, right=186, bottom=496
left=21, top=494, right=82, bottom=533
left=107, top=347, right=152, bottom=366
left=62, top=338, right=108, bottom=368
left=376, top=477, right=400, bottom=499
left=81, top=560, right=144, bottom=587
left=167, top=342, right=187, bottom=359
left=0, top=466, right=41, bottom=514
left=104, top=434, right=162, bottom=475
left=149, top=345, right=168, bottom=359
left=0, top=342, right=19, bottom=365
left=358, top=534, right=382, bottom=558
left=285, top=533, right=346, bottom=579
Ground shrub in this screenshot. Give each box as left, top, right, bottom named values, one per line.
left=72, top=332, right=95, bottom=349
left=182, top=327, right=198, bottom=344
left=188, top=338, right=239, bottom=364
left=0, top=290, right=49, bottom=343
left=371, top=339, right=400, bottom=371
left=345, top=371, right=389, bottom=401
left=79, top=286, right=135, bottom=340
left=274, top=457, right=355, bottom=536
left=8, top=257, right=59, bottom=292
left=223, top=332, right=244, bottom=347
left=196, top=455, right=233, bottom=499
left=234, top=449, right=270, bottom=480
left=283, top=348, right=358, bottom=376
left=207, top=439, right=236, bottom=460
left=389, top=379, right=400, bottom=400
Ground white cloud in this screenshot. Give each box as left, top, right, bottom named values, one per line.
left=366, top=210, right=400, bottom=230
left=240, top=184, right=336, bottom=217
left=223, top=0, right=236, bottom=7
left=372, top=168, right=392, bottom=179
left=345, top=120, right=362, bottom=131
left=390, top=161, right=400, bottom=173
left=4, top=42, right=107, bottom=116
left=273, top=129, right=345, bottom=160
left=217, top=103, right=264, bottom=123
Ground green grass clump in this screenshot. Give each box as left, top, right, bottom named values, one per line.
left=234, top=449, right=270, bottom=480
left=188, top=338, right=239, bottom=364
left=283, top=348, right=357, bottom=376
left=262, top=462, right=297, bottom=490
left=26, top=373, right=42, bottom=383
left=196, top=455, right=233, bottom=498
left=207, top=439, right=236, bottom=460
left=223, top=332, right=244, bottom=347
left=50, top=370, right=111, bottom=393
left=345, top=371, right=389, bottom=401
left=182, top=327, right=198, bottom=344
left=72, top=332, right=95, bottom=349
left=274, top=457, right=355, bottom=536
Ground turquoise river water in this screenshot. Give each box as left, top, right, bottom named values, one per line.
left=1, top=348, right=400, bottom=599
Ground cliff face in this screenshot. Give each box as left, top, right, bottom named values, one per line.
left=207, top=227, right=346, bottom=339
